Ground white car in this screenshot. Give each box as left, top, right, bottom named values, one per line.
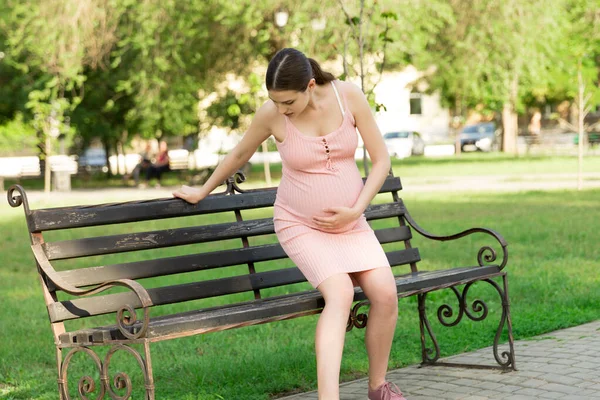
left=383, top=131, right=425, bottom=159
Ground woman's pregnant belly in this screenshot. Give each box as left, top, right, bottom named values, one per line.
left=275, top=169, right=365, bottom=232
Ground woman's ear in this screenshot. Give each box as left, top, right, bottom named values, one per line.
left=306, top=78, right=316, bottom=92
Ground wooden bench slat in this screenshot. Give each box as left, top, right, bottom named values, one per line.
left=47, top=247, right=420, bottom=323
left=43, top=202, right=406, bottom=261
left=30, top=191, right=276, bottom=232
left=57, top=264, right=500, bottom=343
left=30, top=177, right=402, bottom=232
left=49, top=268, right=307, bottom=322
left=55, top=226, right=413, bottom=288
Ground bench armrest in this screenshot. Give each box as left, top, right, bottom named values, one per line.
left=31, top=244, right=153, bottom=339
left=403, top=211, right=509, bottom=270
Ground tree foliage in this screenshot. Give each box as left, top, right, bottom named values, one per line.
left=0, top=0, right=599, bottom=159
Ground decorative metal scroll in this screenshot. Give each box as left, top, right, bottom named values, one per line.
left=31, top=245, right=152, bottom=340
left=403, top=211, right=509, bottom=270
left=346, top=300, right=370, bottom=332
left=7, top=184, right=31, bottom=214
left=419, top=278, right=515, bottom=369
left=59, top=344, right=154, bottom=400
left=223, top=170, right=248, bottom=195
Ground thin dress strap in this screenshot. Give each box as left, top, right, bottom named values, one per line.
left=330, top=81, right=345, bottom=117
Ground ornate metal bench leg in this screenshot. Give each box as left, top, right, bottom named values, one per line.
left=501, top=274, right=517, bottom=370
left=58, top=347, right=105, bottom=399
left=143, top=341, right=156, bottom=400
left=57, top=342, right=155, bottom=399
left=418, top=293, right=441, bottom=365
left=480, top=276, right=515, bottom=370
left=418, top=275, right=516, bottom=371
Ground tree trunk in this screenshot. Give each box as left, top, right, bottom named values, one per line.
left=454, top=98, right=462, bottom=156
left=502, top=75, right=519, bottom=155
left=502, top=103, right=518, bottom=154
left=103, top=139, right=112, bottom=178
left=44, top=134, right=52, bottom=193
left=114, top=142, right=121, bottom=176
left=577, top=68, right=585, bottom=191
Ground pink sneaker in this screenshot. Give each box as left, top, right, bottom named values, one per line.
left=368, top=381, right=407, bottom=400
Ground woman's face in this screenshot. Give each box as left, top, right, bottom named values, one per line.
left=268, top=79, right=315, bottom=117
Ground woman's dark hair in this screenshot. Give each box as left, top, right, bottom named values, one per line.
left=266, top=48, right=335, bottom=91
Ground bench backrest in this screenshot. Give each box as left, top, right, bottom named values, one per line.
left=8, top=173, right=420, bottom=330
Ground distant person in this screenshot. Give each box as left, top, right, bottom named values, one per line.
left=528, top=111, right=541, bottom=136
left=143, top=140, right=170, bottom=188
left=528, top=111, right=542, bottom=145
left=130, top=142, right=154, bottom=186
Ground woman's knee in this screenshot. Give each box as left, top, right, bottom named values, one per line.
left=318, top=274, right=355, bottom=309
left=370, top=288, right=398, bottom=313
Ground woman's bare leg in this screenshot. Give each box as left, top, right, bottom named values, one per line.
left=352, top=267, right=399, bottom=390
left=315, top=273, right=355, bottom=399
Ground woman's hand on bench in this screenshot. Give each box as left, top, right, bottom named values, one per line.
left=173, top=185, right=207, bottom=204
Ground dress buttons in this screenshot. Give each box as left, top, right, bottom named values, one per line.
left=322, top=137, right=334, bottom=170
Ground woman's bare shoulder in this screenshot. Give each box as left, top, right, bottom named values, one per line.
left=250, top=100, right=278, bottom=129
left=256, top=100, right=279, bottom=120
left=336, top=80, right=363, bottom=98
left=243, top=99, right=284, bottom=142
left=336, top=80, right=367, bottom=114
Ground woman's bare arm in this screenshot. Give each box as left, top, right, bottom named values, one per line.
left=173, top=102, right=275, bottom=203
left=345, top=81, right=391, bottom=214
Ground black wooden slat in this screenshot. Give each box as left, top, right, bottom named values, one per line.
left=30, top=190, right=276, bottom=232
left=387, top=248, right=421, bottom=267
left=57, top=265, right=501, bottom=343
left=56, top=244, right=287, bottom=287
left=379, top=176, right=402, bottom=192
left=366, top=201, right=406, bottom=220
left=30, top=176, right=402, bottom=232
left=55, top=226, right=412, bottom=288
left=58, top=290, right=327, bottom=344
left=48, top=268, right=307, bottom=322
left=43, top=202, right=406, bottom=261
left=44, top=218, right=275, bottom=261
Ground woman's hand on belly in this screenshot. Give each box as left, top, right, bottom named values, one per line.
left=312, top=206, right=361, bottom=230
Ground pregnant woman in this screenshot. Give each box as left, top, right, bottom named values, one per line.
left=173, top=48, right=405, bottom=400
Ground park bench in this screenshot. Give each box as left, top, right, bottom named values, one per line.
left=0, top=156, right=41, bottom=191
left=7, top=172, right=515, bottom=399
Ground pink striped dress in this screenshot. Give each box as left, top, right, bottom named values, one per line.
left=273, top=81, right=390, bottom=288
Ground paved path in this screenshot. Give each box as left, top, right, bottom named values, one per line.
left=280, top=321, right=600, bottom=400
left=401, top=172, right=600, bottom=193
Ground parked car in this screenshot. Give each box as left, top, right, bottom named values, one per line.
left=383, top=131, right=425, bottom=159
left=459, top=122, right=500, bottom=152
left=78, top=148, right=108, bottom=172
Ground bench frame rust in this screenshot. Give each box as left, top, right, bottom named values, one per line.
left=8, top=171, right=515, bottom=400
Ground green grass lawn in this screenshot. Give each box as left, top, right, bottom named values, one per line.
left=1, top=160, right=599, bottom=399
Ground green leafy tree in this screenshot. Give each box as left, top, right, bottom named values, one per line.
left=335, top=0, right=452, bottom=172
left=548, top=0, right=600, bottom=189
left=423, top=0, right=565, bottom=154
left=3, top=0, right=121, bottom=188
